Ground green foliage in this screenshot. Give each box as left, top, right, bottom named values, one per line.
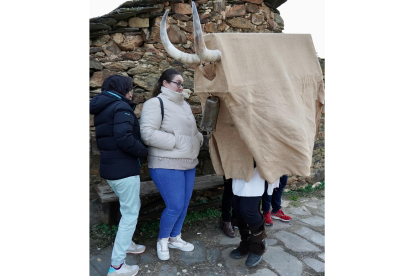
left=289, top=195, right=299, bottom=201
left=184, top=208, right=221, bottom=226
left=284, top=180, right=325, bottom=196
left=95, top=223, right=118, bottom=239
left=140, top=219, right=160, bottom=239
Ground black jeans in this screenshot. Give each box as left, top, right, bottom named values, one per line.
left=221, top=176, right=234, bottom=222
left=232, top=195, right=263, bottom=228
left=261, top=175, right=288, bottom=213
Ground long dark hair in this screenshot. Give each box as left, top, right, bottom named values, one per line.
left=152, top=69, right=181, bottom=97
left=102, top=75, right=133, bottom=97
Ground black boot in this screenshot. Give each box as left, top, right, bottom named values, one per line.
left=245, top=218, right=267, bottom=267
left=230, top=218, right=250, bottom=259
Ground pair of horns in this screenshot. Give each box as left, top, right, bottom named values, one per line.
left=160, top=1, right=222, bottom=64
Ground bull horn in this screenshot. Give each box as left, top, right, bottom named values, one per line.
left=192, top=1, right=222, bottom=62
left=160, top=9, right=201, bottom=64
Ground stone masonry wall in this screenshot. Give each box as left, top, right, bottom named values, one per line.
left=89, top=0, right=324, bottom=191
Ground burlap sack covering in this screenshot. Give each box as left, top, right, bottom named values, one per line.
left=194, top=33, right=325, bottom=183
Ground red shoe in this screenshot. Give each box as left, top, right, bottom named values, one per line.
left=271, top=209, right=291, bottom=222
left=263, top=211, right=273, bottom=226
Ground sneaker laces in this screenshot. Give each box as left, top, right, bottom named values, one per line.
left=176, top=235, right=188, bottom=245
left=159, top=239, right=169, bottom=251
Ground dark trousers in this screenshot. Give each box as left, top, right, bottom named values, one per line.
left=232, top=195, right=263, bottom=228
left=261, top=175, right=288, bottom=213
left=221, top=176, right=234, bottom=222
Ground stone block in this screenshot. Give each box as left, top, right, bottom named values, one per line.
left=91, top=34, right=110, bottom=47
left=207, top=249, right=220, bottom=263
left=217, top=22, right=228, bottom=32
left=120, top=51, right=143, bottom=61
left=174, top=3, right=192, bottom=15
left=266, top=238, right=278, bottom=246
left=289, top=206, right=312, bottom=216
left=299, top=216, right=325, bottom=227
left=219, top=236, right=240, bottom=245
left=179, top=240, right=205, bottom=265
left=90, top=47, right=102, bottom=54
left=128, top=17, right=149, bottom=28
left=173, top=13, right=191, bottom=22
left=115, top=21, right=128, bottom=27
left=273, top=231, right=321, bottom=252
left=158, top=265, right=178, bottom=276
left=90, top=59, right=103, bottom=70
left=111, top=33, right=124, bottom=45
left=250, top=268, right=278, bottom=276
left=177, top=20, right=193, bottom=33
left=252, top=14, right=265, bottom=25
left=265, top=219, right=292, bottom=234
left=227, top=17, right=255, bottom=29
left=205, top=22, right=217, bottom=33
left=148, top=27, right=161, bottom=44
left=119, top=36, right=144, bottom=51
left=167, top=25, right=187, bottom=44
left=139, top=252, right=156, bottom=264
left=263, top=246, right=302, bottom=276
left=246, top=3, right=259, bottom=13
left=90, top=263, right=100, bottom=276
left=222, top=247, right=249, bottom=274
left=102, top=61, right=135, bottom=71
left=90, top=70, right=118, bottom=88
left=304, top=258, right=325, bottom=272
left=226, top=4, right=246, bottom=18
left=102, top=41, right=121, bottom=58
left=318, top=252, right=325, bottom=261
left=295, top=227, right=325, bottom=246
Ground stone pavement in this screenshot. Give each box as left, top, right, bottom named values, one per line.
left=90, top=193, right=325, bottom=276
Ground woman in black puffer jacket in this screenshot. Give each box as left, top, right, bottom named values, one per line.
left=90, top=75, right=147, bottom=276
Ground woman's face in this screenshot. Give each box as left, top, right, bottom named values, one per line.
left=125, top=90, right=133, bottom=100
left=163, top=74, right=184, bottom=93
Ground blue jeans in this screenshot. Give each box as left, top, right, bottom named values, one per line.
left=262, top=175, right=288, bottom=213
left=107, top=175, right=141, bottom=266
left=150, top=167, right=196, bottom=239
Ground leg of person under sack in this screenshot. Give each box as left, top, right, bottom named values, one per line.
left=220, top=177, right=235, bottom=238
left=270, top=175, right=292, bottom=222
left=150, top=168, right=196, bottom=261
left=261, top=190, right=274, bottom=226
left=231, top=195, right=267, bottom=267
left=106, top=176, right=144, bottom=276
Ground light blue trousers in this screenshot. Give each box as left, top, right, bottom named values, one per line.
left=107, top=175, right=141, bottom=266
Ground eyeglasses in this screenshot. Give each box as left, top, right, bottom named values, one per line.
left=170, top=81, right=184, bottom=88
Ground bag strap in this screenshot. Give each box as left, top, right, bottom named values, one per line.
left=156, top=97, right=164, bottom=122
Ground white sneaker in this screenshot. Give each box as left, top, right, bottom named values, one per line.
left=168, top=234, right=194, bottom=252
left=126, top=241, right=145, bottom=254
left=107, top=260, right=139, bottom=276
left=157, top=238, right=170, bottom=260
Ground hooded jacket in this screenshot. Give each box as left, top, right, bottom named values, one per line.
left=140, top=87, right=203, bottom=163
left=90, top=90, right=148, bottom=180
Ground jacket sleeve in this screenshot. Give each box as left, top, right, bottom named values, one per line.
left=197, top=132, right=203, bottom=147
left=140, top=98, right=176, bottom=150
left=113, top=105, right=148, bottom=159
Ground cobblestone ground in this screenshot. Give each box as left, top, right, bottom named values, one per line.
left=90, top=191, right=325, bottom=276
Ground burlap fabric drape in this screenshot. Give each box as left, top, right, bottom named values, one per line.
left=194, top=33, right=325, bottom=183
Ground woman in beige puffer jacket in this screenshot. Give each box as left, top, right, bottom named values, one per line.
left=140, top=69, right=203, bottom=261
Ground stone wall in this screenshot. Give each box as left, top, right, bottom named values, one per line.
left=89, top=0, right=324, bottom=191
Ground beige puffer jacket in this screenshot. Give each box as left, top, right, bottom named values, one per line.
left=140, top=87, right=203, bottom=160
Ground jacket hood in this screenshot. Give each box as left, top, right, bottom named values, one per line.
left=90, top=90, right=135, bottom=115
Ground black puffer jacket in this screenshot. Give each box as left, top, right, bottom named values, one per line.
left=90, top=90, right=148, bottom=180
